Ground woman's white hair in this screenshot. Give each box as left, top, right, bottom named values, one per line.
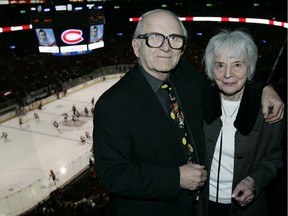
left=203, top=29, right=258, bottom=81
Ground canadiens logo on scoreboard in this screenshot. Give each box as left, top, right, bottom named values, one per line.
left=61, top=29, right=84, bottom=44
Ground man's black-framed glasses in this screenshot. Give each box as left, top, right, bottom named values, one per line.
left=137, top=32, right=186, bottom=50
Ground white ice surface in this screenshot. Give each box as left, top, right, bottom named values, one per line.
left=0, top=78, right=118, bottom=203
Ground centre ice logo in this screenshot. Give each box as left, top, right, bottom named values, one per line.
left=61, top=29, right=84, bottom=44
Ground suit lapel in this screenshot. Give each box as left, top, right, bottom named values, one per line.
left=128, top=65, right=188, bottom=160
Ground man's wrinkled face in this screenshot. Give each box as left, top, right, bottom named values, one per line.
left=132, top=11, right=184, bottom=79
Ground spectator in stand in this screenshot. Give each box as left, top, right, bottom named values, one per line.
left=93, top=9, right=284, bottom=216
left=202, top=29, right=285, bottom=216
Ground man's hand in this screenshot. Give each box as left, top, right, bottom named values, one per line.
left=262, top=85, right=284, bottom=123
left=179, top=164, right=207, bottom=191
left=232, top=176, right=255, bottom=206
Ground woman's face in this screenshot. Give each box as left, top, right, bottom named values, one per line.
left=214, top=54, right=248, bottom=100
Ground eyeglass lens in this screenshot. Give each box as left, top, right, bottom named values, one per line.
left=147, top=33, right=184, bottom=49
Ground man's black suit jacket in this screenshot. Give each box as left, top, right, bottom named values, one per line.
left=93, top=60, right=206, bottom=216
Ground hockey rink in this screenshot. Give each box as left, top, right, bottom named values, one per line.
left=0, top=77, right=119, bottom=215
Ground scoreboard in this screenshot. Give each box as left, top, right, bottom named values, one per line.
left=30, top=3, right=105, bottom=56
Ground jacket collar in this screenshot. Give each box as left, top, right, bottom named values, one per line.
left=205, top=81, right=262, bottom=135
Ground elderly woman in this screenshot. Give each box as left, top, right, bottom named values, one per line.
left=202, top=29, right=285, bottom=216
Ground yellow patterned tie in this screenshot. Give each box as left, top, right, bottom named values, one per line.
left=161, top=82, right=200, bottom=201
left=161, top=82, right=194, bottom=163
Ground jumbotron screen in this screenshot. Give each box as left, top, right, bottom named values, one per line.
left=30, top=4, right=105, bottom=56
